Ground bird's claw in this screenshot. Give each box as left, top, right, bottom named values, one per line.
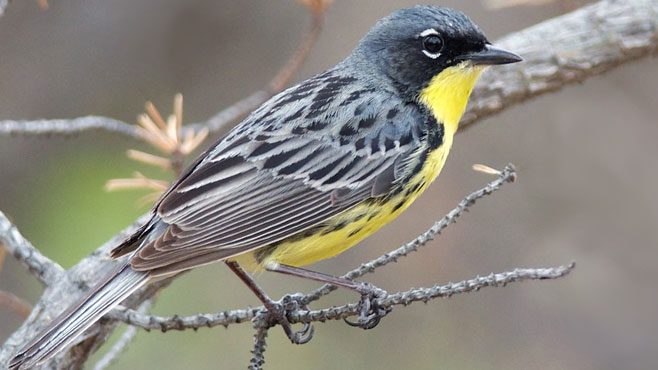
left=272, top=293, right=315, bottom=345
left=344, top=284, right=391, bottom=330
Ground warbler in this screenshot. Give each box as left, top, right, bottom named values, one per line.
left=10, top=5, right=521, bottom=368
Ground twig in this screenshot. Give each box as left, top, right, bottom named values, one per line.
left=0, top=291, right=32, bottom=319
left=108, top=263, right=574, bottom=332
left=0, top=116, right=141, bottom=139
left=0, top=211, right=64, bottom=285
left=191, top=3, right=328, bottom=135
left=107, top=306, right=259, bottom=332
left=93, top=299, right=154, bottom=370
left=302, top=164, right=517, bottom=304
left=248, top=326, right=269, bottom=370
left=288, top=264, right=575, bottom=324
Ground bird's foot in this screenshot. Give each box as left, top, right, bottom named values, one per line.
left=344, top=283, right=391, bottom=330
left=265, top=293, right=314, bottom=344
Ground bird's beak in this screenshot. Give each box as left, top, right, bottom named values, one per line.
left=457, top=44, right=523, bottom=66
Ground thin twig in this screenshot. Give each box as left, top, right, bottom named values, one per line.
left=109, top=263, right=574, bottom=332
left=248, top=326, right=269, bottom=370
left=0, top=117, right=141, bottom=139
left=288, top=264, right=575, bottom=324
left=0, top=211, right=64, bottom=285
left=93, top=299, right=155, bottom=370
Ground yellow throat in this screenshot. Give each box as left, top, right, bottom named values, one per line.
left=418, top=63, right=485, bottom=134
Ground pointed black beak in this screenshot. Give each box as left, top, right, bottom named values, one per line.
left=457, top=44, right=523, bottom=66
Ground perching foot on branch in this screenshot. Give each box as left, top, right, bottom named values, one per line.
left=226, top=261, right=314, bottom=344
left=344, top=284, right=391, bottom=330
left=343, top=283, right=393, bottom=330
left=277, top=294, right=315, bottom=344
left=253, top=293, right=315, bottom=345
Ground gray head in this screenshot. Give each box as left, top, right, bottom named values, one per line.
left=352, top=6, right=521, bottom=99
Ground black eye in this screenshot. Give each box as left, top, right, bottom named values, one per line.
left=422, top=35, right=443, bottom=55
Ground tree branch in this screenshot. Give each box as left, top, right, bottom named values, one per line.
left=289, top=263, right=575, bottom=325
left=247, top=326, right=269, bottom=370
left=462, top=0, right=658, bottom=128
left=0, top=211, right=65, bottom=286
left=0, top=117, right=142, bottom=140
left=104, top=263, right=574, bottom=332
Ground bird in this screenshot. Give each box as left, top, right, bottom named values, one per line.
left=9, top=5, right=521, bottom=369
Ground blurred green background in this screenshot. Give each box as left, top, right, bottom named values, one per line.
left=2, top=0, right=658, bottom=369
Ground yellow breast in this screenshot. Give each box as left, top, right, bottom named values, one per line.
left=236, top=63, right=485, bottom=270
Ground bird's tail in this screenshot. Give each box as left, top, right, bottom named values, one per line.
left=9, top=263, right=149, bottom=369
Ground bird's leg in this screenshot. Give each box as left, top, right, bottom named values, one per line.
left=265, top=262, right=391, bottom=330
left=224, top=261, right=313, bottom=344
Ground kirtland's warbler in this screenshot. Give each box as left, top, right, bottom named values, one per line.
left=10, top=5, right=521, bottom=368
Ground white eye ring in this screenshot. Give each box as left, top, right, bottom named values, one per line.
left=419, top=28, right=439, bottom=37
left=422, top=50, right=441, bottom=59
left=420, top=28, right=442, bottom=59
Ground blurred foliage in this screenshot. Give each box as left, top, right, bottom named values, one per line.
left=15, top=143, right=159, bottom=268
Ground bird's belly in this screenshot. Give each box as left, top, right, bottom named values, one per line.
left=236, top=136, right=454, bottom=270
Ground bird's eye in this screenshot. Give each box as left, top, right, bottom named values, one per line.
left=422, top=34, right=444, bottom=56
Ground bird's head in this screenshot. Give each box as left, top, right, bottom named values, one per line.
left=354, top=6, right=522, bottom=129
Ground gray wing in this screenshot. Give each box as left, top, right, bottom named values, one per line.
left=127, top=71, right=429, bottom=275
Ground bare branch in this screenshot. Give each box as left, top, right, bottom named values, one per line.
left=462, top=0, right=658, bottom=128
left=106, top=305, right=259, bottom=332
left=0, top=211, right=65, bottom=285
left=288, top=264, right=575, bottom=324
left=248, top=327, right=269, bottom=370
left=106, top=263, right=574, bottom=332
left=0, top=117, right=141, bottom=140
